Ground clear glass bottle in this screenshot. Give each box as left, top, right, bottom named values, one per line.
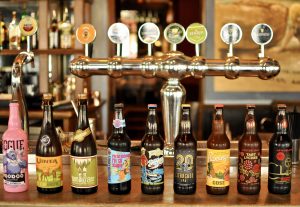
left=49, top=10, right=59, bottom=49
left=59, top=8, right=72, bottom=49
left=8, top=11, right=21, bottom=50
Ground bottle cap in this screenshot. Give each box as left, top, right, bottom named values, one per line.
left=43, top=93, right=53, bottom=100
left=182, top=104, right=191, bottom=110
left=78, top=93, right=88, bottom=100
left=148, top=104, right=157, bottom=109
left=114, top=103, right=124, bottom=109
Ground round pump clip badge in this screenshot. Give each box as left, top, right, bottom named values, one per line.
left=186, top=23, right=207, bottom=45
left=220, top=23, right=242, bottom=45
left=107, top=23, right=129, bottom=44
left=19, top=16, right=38, bottom=36
left=76, top=24, right=97, bottom=44
left=164, top=23, right=185, bottom=44
left=138, top=22, right=160, bottom=44
left=251, top=23, right=273, bottom=45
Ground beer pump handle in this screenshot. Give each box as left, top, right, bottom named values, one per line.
left=76, top=24, right=97, bottom=58
left=251, top=23, right=273, bottom=58
left=138, top=22, right=160, bottom=56
left=186, top=23, right=207, bottom=56
left=164, top=23, right=185, bottom=52
left=19, top=16, right=38, bottom=53
left=220, top=23, right=242, bottom=57
left=107, top=23, right=129, bottom=57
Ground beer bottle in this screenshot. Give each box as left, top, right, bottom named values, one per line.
left=71, top=94, right=98, bottom=194
left=174, top=104, right=197, bottom=194
left=206, top=104, right=230, bottom=195
left=268, top=104, right=292, bottom=194
left=107, top=103, right=131, bottom=194
left=36, top=94, right=63, bottom=193
left=141, top=104, right=164, bottom=194
left=237, top=105, right=261, bottom=195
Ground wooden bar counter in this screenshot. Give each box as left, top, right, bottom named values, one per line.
left=0, top=161, right=299, bottom=206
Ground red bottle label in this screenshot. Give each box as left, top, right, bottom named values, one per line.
left=238, top=150, right=261, bottom=185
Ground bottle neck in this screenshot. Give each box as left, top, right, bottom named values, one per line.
left=145, top=109, right=158, bottom=135
left=8, top=103, right=21, bottom=129
left=77, top=101, right=89, bottom=130
left=180, top=109, right=192, bottom=134
left=276, top=109, right=288, bottom=134
left=212, top=108, right=225, bottom=134
left=42, top=103, right=54, bottom=130
left=112, top=109, right=125, bottom=134
left=245, top=109, right=256, bottom=135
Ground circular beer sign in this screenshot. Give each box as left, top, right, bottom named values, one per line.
left=76, top=24, right=97, bottom=44
left=164, top=23, right=185, bottom=44
left=138, top=22, right=160, bottom=44
left=186, top=23, right=207, bottom=44
left=19, top=16, right=38, bottom=36
left=220, top=23, right=242, bottom=45
left=107, top=23, right=129, bottom=44
left=251, top=23, right=273, bottom=45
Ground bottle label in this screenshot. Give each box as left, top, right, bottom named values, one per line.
left=113, top=119, right=126, bottom=128
left=269, top=148, right=292, bottom=184
left=73, top=128, right=91, bottom=142
left=71, top=155, right=98, bottom=188
left=238, top=150, right=261, bottom=185
left=174, top=148, right=196, bottom=185
left=107, top=148, right=131, bottom=184
left=2, top=140, right=27, bottom=186
left=36, top=156, right=63, bottom=188
left=206, top=149, right=230, bottom=187
left=141, top=147, right=164, bottom=185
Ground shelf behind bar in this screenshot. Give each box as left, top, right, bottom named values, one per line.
left=0, top=49, right=84, bottom=55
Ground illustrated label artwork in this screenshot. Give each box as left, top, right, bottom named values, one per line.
left=206, top=149, right=230, bottom=187
left=269, top=148, right=292, bottom=184
left=36, top=156, right=63, bottom=188
left=141, top=148, right=164, bottom=185
left=107, top=148, right=131, bottom=184
left=3, top=140, right=27, bottom=186
left=71, top=156, right=98, bottom=188
left=174, top=148, right=196, bottom=185
left=238, top=150, right=261, bottom=185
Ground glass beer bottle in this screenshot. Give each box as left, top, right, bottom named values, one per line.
left=107, top=103, right=131, bottom=194
left=268, top=104, right=292, bottom=194
left=141, top=104, right=164, bottom=194
left=237, top=105, right=261, bottom=195
left=174, top=104, right=197, bottom=194
left=71, top=94, right=98, bottom=194
left=206, top=104, right=230, bottom=195
left=36, top=93, right=63, bottom=193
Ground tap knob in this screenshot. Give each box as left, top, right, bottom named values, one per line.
left=19, top=16, right=38, bottom=53
left=220, top=23, right=242, bottom=57
left=164, top=23, right=185, bottom=52
left=76, top=23, right=97, bottom=58
left=107, top=22, right=129, bottom=57
left=186, top=23, right=207, bottom=56
left=251, top=23, right=273, bottom=58
left=138, top=22, right=160, bottom=56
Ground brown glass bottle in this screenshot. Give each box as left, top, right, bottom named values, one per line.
left=238, top=105, right=261, bottom=195
left=141, top=104, right=164, bottom=194
left=36, top=93, right=63, bottom=194
left=206, top=104, right=230, bottom=195
left=107, top=103, right=131, bottom=194
left=174, top=104, right=197, bottom=195
left=71, top=94, right=98, bottom=194
left=268, top=104, right=292, bottom=194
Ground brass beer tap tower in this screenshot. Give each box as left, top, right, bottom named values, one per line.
left=70, top=22, right=279, bottom=156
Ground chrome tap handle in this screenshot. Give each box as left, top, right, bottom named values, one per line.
left=76, top=24, right=97, bottom=58
left=186, top=23, right=207, bottom=56
left=107, top=23, right=129, bottom=57
left=164, top=23, right=185, bottom=52
left=251, top=23, right=273, bottom=58
left=138, top=22, right=160, bottom=56
left=220, top=23, right=242, bottom=57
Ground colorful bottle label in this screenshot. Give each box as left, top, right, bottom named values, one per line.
left=238, top=150, right=261, bottom=185
left=206, top=149, right=230, bottom=187
left=141, top=147, right=164, bottom=185
left=107, top=148, right=131, bottom=184
left=3, top=140, right=27, bottom=186
left=71, top=155, right=98, bottom=188
left=36, top=156, right=63, bottom=188
left=269, top=148, right=292, bottom=184
left=174, top=148, right=196, bottom=185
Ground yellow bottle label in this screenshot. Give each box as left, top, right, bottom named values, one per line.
left=206, top=149, right=230, bottom=187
